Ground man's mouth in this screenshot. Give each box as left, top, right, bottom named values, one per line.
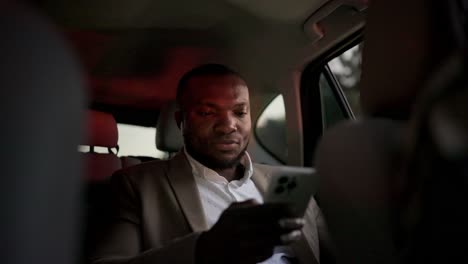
left=214, top=140, right=239, bottom=151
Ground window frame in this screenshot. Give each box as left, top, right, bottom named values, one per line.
left=254, top=93, right=287, bottom=164
left=301, top=30, right=363, bottom=166
left=322, top=64, right=356, bottom=120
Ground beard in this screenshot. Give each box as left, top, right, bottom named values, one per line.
left=184, top=136, right=249, bottom=170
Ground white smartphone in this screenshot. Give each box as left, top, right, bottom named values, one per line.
left=264, top=166, right=318, bottom=216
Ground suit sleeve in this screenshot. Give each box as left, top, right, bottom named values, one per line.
left=89, top=171, right=202, bottom=264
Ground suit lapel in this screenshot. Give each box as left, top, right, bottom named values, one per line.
left=252, top=164, right=320, bottom=264
left=166, top=152, right=208, bottom=232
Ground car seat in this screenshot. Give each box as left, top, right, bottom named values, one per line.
left=156, top=101, right=184, bottom=155
left=313, top=0, right=466, bottom=263
left=0, top=2, right=85, bottom=264
left=82, top=110, right=140, bottom=259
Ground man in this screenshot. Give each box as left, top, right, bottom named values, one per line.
left=91, top=64, right=325, bottom=264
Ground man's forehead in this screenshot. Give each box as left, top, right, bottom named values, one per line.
left=183, top=74, right=250, bottom=101
left=194, top=94, right=250, bottom=108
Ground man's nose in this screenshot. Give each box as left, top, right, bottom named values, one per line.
left=215, top=113, right=237, bottom=134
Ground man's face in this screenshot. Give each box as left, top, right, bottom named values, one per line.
left=179, top=74, right=251, bottom=169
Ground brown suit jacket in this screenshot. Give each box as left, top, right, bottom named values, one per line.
left=91, top=153, right=322, bottom=264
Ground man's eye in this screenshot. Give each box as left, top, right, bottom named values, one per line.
left=235, top=112, right=247, bottom=117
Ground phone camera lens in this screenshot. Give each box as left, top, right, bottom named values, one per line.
left=278, top=177, right=289, bottom=184
left=287, top=181, right=297, bottom=190
left=275, top=186, right=285, bottom=194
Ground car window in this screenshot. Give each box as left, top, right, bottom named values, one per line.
left=327, top=43, right=363, bottom=115
left=300, top=40, right=363, bottom=166
left=255, top=94, right=287, bottom=163
left=319, top=73, right=346, bottom=129
left=117, top=124, right=168, bottom=158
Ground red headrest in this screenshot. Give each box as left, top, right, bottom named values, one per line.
left=84, top=110, right=118, bottom=147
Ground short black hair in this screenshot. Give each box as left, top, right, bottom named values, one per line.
left=176, top=64, right=244, bottom=107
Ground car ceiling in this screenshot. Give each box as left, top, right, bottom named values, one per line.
left=42, top=0, right=327, bottom=28
left=38, top=0, right=362, bottom=112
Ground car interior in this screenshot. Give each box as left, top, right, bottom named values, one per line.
left=3, top=0, right=468, bottom=263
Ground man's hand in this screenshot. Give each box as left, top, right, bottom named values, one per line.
left=196, top=200, right=304, bottom=264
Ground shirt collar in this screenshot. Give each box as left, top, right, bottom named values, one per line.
left=184, top=147, right=254, bottom=185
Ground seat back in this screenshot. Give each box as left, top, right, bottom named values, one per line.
left=314, top=0, right=466, bottom=263
left=397, top=50, right=468, bottom=263
left=0, top=3, right=85, bottom=264
left=359, top=0, right=459, bottom=119
left=316, top=119, right=403, bottom=263
left=156, top=101, right=184, bottom=154
left=81, top=110, right=123, bottom=259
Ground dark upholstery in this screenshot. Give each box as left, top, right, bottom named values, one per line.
left=360, top=0, right=458, bottom=119
left=315, top=0, right=466, bottom=263
left=0, top=3, right=85, bottom=264
left=82, top=110, right=122, bottom=260
left=156, top=101, right=183, bottom=153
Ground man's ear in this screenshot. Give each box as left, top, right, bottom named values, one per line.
left=175, top=110, right=182, bottom=130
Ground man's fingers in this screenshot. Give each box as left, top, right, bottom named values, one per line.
left=245, top=218, right=304, bottom=245
left=280, top=230, right=302, bottom=244
left=278, top=218, right=305, bottom=230
left=240, top=217, right=304, bottom=235
left=277, top=218, right=304, bottom=245
left=228, top=203, right=293, bottom=220
left=223, top=204, right=302, bottom=236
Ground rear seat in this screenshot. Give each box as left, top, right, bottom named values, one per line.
left=81, top=110, right=140, bottom=258
left=82, top=110, right=122, bottom=182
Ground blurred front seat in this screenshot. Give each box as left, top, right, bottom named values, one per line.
left=0, top=2, right=85, bottom=264
left=82, top=110, right=122, bottom=259
left=314, top=0, right=463, bottom=263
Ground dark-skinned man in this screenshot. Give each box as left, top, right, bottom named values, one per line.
left=91, top=64, right=326, bottom=264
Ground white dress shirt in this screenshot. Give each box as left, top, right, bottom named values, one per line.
left=185, top=149, right=295, bottom=264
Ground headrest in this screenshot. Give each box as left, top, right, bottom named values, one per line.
left=360, top=0, right=457, bottom=119
left=156, top=101, right=183, bottom=152
left=84, top=110, right=118, bottom=148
